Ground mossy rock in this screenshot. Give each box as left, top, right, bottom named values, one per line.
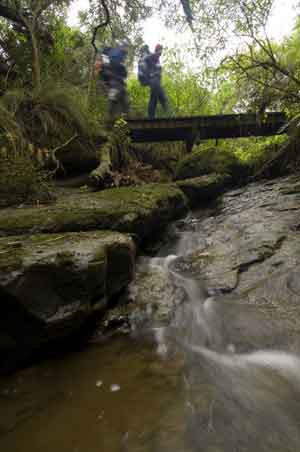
left=0, top=183, right=188, bottom=241
left=175, top=147, right=247, bottom=183
left=0, top=230, right=135, bottom=369
left=176, top=173, right=231, bottom=207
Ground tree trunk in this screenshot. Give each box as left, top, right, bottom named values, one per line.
left=29, top=26, right=41, bottom=91
left=88, top=142, right=113, bottom=188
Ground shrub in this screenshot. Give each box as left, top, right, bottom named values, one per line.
left=0, top=150, right=52, bottom=208
left=0, top=95, right=54, bottom=207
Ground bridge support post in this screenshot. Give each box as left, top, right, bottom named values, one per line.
left=185, top=130, right=198, bottom=153
left=186, top=139, right=194, bottom=153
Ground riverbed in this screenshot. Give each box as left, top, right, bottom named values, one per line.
left=2, top=175, right=300, bottom=451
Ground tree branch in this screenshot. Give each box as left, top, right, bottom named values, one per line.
left=91, top=0, right=110, bottom=55
left=0, top=3, right=24, bottom=25
left=227, top=55, right=300, bottom=103
left=52, top=133, right=78, bottom=154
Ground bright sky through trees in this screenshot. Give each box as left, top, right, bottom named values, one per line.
left=67, top=0, right=298, bottom=71
left=68, top=0, right=298, bottom=45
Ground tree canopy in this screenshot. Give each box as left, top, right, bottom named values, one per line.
left=0, top=1, right=298, bottom=132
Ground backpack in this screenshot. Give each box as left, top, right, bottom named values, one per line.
left=96, top=46, right=127, bottom=85
left=108, top=47, right=126, bottom=65
left=95, top=47, right=112, bottom=82
left=138, top=55, right=150, bottom=86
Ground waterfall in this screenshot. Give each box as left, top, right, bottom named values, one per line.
left=136, top=212, right=300, bottom=451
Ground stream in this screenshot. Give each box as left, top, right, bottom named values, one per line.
left=2, top=177, right=300, bottom=451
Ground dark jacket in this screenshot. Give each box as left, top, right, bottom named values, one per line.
left=145, top=53, right=162, bottom=83
left=138, top=48, right=151, bottom=85
left=99, top=46, right=128, bottom=86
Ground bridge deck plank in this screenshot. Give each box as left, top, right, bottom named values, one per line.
left=127, top=112, right=287, bottom=143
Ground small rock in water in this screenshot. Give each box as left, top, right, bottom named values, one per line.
left=227, top=343, right=236, bottom=354
left=110, top=384, right=120, bottom=392
left=97, top=410, right=104, bottom=421
left=96, top=380, right=103, bottom=388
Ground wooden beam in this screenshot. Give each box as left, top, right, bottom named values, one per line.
left=127, top=112, right=287, bottom=144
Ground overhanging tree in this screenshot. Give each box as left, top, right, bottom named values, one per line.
left=0, top=0, right=70, bottom=89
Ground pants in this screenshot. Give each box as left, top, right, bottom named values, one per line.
left=108, top=84, right=129, bottom=118
left=148, top=80, right=167, bottom=119
left=98, top=77, right=129, bottom=121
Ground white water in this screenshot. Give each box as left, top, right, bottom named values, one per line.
left=141, top=214, right=300, bottom=451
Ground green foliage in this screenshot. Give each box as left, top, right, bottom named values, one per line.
left=231, top=136, right=286, bottom=166
left=0, top=0, right=299, bottom=196
left=209, top=77, right=240, bottom=114
left=0, top=98, right=51, bottom=207
left=44, top=21, right=90, bottom=84
left=162, top=48, right=212, bottom=116
left=28, top=83, right=97, bottom=145
left=0, top=80, right=105, bottom=206
left=127, top=78, right=149, bottom=117
left=80, top=0, right=152, bottom=59
left=163, top=73, right=212, bottom=117
left=0, top=100, right=26, bottom=152
left=132, top=142, right=185, bottom=177
left=0, top=151, right=52, bottom=207
left=1, top=81, right=102, bottom=148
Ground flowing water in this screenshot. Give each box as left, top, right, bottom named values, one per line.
left=2, top=207, right=300, bottom=451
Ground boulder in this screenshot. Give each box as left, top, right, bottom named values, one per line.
left=0, top=183, right=188, bottom=242
left=0, top=231, right=135, bottom=368
left=171, top=176, right=300, bottom=352
left=176, top=173, right=231, bottom=206
left=175, top=147, right=249, bottom=183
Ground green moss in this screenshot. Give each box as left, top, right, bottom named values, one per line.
left=0, top=183, right=188, bottom=240
left=0, top=230, right=135, bottom=286
left=176, top=173, right=231, bottom=206
left=175, top=147, right=247, bottom=182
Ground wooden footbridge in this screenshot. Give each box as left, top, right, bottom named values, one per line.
left=127, top=112, right=287, bottom=151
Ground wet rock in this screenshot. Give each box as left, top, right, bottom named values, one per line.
left=0, top=231, right=135, bottom=367
left=171, top=248, right=238, bottom=294
left=176, top=173, right=231, bottom=207
left=173, top=176, right=300, bottom=352
left=0, top=183, right=188, bottom=242
left=97, top=304, right=132, bottom=337
left=129, top=262, right=187, bottom=329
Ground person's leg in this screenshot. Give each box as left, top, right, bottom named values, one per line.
left=120, top=86, right=129, bottom=116
left=107, top=78, right=118, bottom=119
left=157, top=84, right=168, bottom=112
left=148, top=83, right=158, bottom=119
left=108, top=79, right=129, bottom=120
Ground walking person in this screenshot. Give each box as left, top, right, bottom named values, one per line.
left=95, top=41, right=129, bottom=120
left=146, top=44, right=168, bottom=119
left=137, top=44, right=151, bottom=86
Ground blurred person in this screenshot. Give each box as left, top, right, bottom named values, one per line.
left=95, top=41, right=129, bottom=119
